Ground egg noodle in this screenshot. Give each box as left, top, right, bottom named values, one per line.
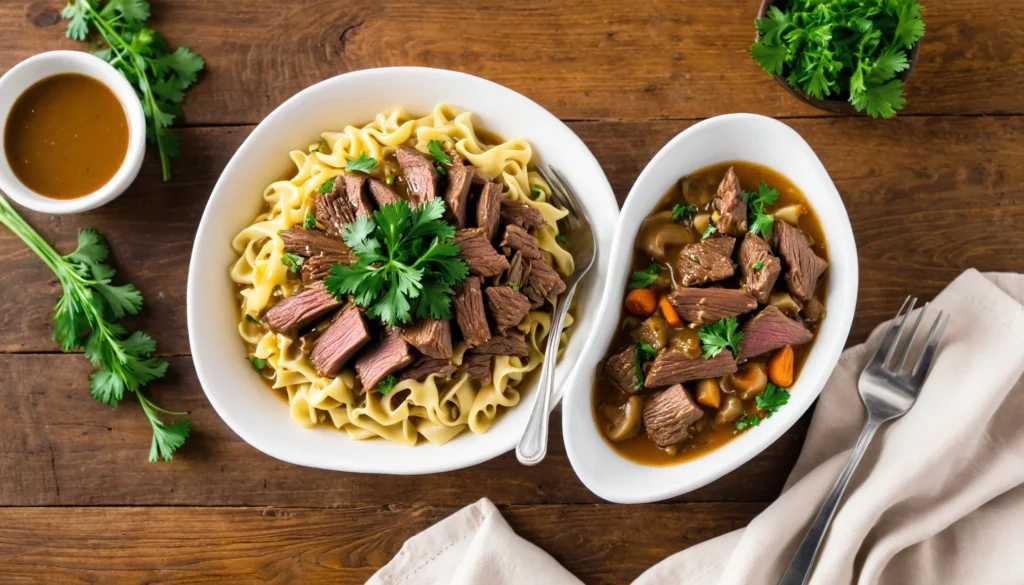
left=229, top=104, right=575, bottom=445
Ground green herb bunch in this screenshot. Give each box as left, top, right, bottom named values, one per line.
left=0, top=196, right=188, bottom=462
left=324, top=198, right=469, bottom=326
left=62, top=0, right=205, bottom=180
left=751, top=0, right=925, bottom=118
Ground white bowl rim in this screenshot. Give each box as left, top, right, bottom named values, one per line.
left=562, top=113, right=858, bottom=503
left=187, top=66, right=618, bottom=474
left=0, top=50, right=146, bottom=214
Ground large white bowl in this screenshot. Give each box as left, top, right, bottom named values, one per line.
left=187, top=67, right=617, bottom=474
left=563, top=114, right=858, bottom=504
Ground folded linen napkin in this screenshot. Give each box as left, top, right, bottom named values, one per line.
left=369, top=270, right=1024, bottom=585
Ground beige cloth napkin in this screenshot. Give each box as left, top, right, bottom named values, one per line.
left=369, top=269, right=1024, bottom=585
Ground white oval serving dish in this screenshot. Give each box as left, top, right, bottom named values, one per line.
left=563, top=113, right=858, bottom=504
left=187, top=67, right=618, bottom=474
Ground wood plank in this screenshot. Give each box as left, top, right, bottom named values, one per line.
left=0, top=1, right=1021, bottom=123
left=1, top=117, right=1022, bottom=354
left=0, top=354, right=807, bottom=506
left=0, top=503, right=765, bottom=584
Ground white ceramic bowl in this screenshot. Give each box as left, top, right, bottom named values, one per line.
left=187, top=67, right=617, bottom=474
left=563, top=114, right=858, bottom=504
left=0, top=51, right=146, bottom=214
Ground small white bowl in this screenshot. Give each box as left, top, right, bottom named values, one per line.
left=187, top=67, right=618, bottom=474
left=0, top=51, right=146, bottom=214
left=563, top=114, right=858, bottom=504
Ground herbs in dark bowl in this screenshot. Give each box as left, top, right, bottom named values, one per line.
left=751, top=0, right=926, bottom=118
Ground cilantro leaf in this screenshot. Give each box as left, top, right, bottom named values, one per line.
left=281, top=252, right=304, bottom=273
left=346, top=152, right=378, bottom=174
left=427, top=140, right=452, bottom=165
left=702, top=224, right=717, bottom=240
left=632, top=340, right=656, bottom=389
left=530, top=186, right=544, bottom=199
left=743, top=181, right=780, bottom=239
left=378, top=375, right=397, bottom=395
left=319, top=176, right=337, bottom=194
left=303, top=213, right=317, bottom=230
left=752, top=260, right=765, bottom=271
left=698, top=317, right=743, bottom=359
left=248, top=355, right=267, bottom=371
left=735, top=413, right=762, bottom=431
left=755, top=383, right=790, bottom=417
left=245, top=314, right=260, bottom=324
left=850, top=78, right=906, bottom=119
left=630, top=264, right=660, bottom=289
left=671, top=204, right=698, bottom=221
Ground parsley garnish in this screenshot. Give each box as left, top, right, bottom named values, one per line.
left=632, top=340, right=657, bottom=389
left=698, top=317, right=743, bottom=359
left=319, top=177, right=336, bottom=194
left=756, top=383, right=790, bottom=418
left=245, top=314, right=260, bottom=324
left=346, top=153, right=377, bottom=174
left=303, top=213, right=317, bottom=230
left=378, top=374, right=397, bottom=395
left=531, top=186, right=544, bottom=199
left=62, top=0, right=205, bottom=181
left=509, top=283, right=520, bottom=292
left=248, top=355, right=266, bottom=371
left=735, top=413, right=762, bottom=431
left=671, top=204, right=698, bottom=221
left=750, top=0, right=925, bottom=118
left=743, top=181, right=780, bottom=239
left=324, top=198, right=469, bottom=325
left=427, top=140, right=452, bottom=165
left=629, top=263, right=660, bottom=289
left=555, top=233, right=568, bottom=244
left=281, top=253, right=304, bottom=273
left=0, top=196, right=187, bottom=462
left=702, top=224, right=717, bottom=240
left=752, top=260, right=765, bottom=271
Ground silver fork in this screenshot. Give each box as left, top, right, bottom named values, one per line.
left=780, top=297, right=949, bottom=585
left=515, top=166, right=597, bottom=466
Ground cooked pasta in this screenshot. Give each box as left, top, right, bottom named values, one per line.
left=230, top=104, right=575, bottom=445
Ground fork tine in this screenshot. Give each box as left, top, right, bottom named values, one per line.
left=869, top=296, right=916, bottom=367
left=893, top=302, right=928, bottom=373
left=910, top=311, right=949, bottom=386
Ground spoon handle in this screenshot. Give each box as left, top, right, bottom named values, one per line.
left=515, top=283, right=577, bottom=466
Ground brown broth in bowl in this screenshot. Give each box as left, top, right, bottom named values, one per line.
left=4, top=73, right=128, bottom=199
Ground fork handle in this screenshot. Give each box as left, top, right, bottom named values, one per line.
left=515, top=283, right=577, bottom=466
left=779, top=418, right=882, bottom=585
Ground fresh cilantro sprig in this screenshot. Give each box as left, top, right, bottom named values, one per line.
left=248, top=355, right=266, bottom=371
left=736, top=383, right=791, bottom=431
left=702, top=224, right=717, bottom=240
left=324, top=198, right=469, bottom=325
left=752, top=260, right=765, bottom=271
left=751, top=0, right=925, bottom=118
left=427, top=140, right=451, bottom=175
left=378, top=374, right=397, bottom=395
left=735, top=413, right=761, bottom=431
left=743, top=181, right=780, bottom=239
left=62, top=0, right=205, bottom=181
left=698, top=317, right=743, bottom=359
left=281, top=252, right=303, bottom=273
left=630, top=263, right=660, bottom=289
left=346, top=153, right=377, bottom=174
left=671, top=204, right=698, bottom=221
left=303, top=213, right=317, bottom=230
left=0, top=194, right=188, bottom=462
left=632, top=340, right=657, bottom=389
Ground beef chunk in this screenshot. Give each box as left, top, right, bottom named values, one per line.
left=355, top=328, right=416, bottom=390
left=444, top=164, right=474, bottom=228
left=603, top=346, right=638, bottom=394
left=500, top=224, right=542, bottom=260
left=463, top=352, right=492, bottom=384
left=645, top=351, right=737, bottom=388
left=643, top=384, right=704, bottom=448
left=774, top=220, right=828, bottom=301
left=401, top=355, right=457, bottom=382
left=475, top=182, right=503, bottom=241
left=485, top=286, right=531, bottom=333
left=301, top=253, right=349, bottom=284
left=506, top=251, right=532, bottom=289
left=368, top=178, right=400, bottom=207
left=396, top=146, right=439, bottom=206
left=523, top=259, right=566, bottom=306
left=402, top=317, right=453, bottom=359
left=343, top=173, right=375, bottom=217
left=737, top=234, right=782, bottom=303
left=666, top=288, right=758, bottom=326
left=675, top=236, right=736, bottom=287
left=453, top=276, right=491, bottom=347
left=310, top=304, right=371, bottom=376
left=737, top=305, right=814, bottom=360
left=803, top=297, right=827, bottom=322
left=264, top=282, right=342, bottom=334
left=455, top=228, right=509, bottom=277
left=315, top=183, right=356, bottom=237
left=712, top=167, right=747, bottom=236
left=472, top=332, right=529, bottom=359
left=500, top=199, right=547, bottom=230
left=280, top=228, right=353, bottom=260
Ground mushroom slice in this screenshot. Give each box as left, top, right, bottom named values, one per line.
left=601, top=395, right=644, bottom=442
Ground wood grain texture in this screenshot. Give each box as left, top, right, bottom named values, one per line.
left=0, top=0, right=1021, bottom=124
left=0, top=503, right=765, bottom=584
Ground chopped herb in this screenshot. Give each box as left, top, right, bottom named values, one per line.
left=281, top=252, right=304, bottom=273
left=555, top=234, right=568, bottom=244
left=735, top=413, right=762, bottom=431
left=309, top=144, right=321, bottom=154
left=671, top=203, right=698, bottom=221
left=698, top=317, right=743, bottom=359
left=509, top=283, right=520, bottom=292
left=630, top=263, right=660, bottom=289
left=702, top=224, right=717, bottom=240
left=436, top=164, right=447, bottom=175
left=743, top=181, right=780, bottom=239
left=248, top=355, right=267, bottom=371
left=323, top=198, right=469, bottom=325
left=303, top=213, right=317, bottom=230
left=319, top=177, right=336, bottom=194
left=632, top=340, right=657, bottom=389
left=245, top=314, right=260, bottom=324
left=427, top=140, right=452, bottom=165
left=531, top=185, right=544, bottom=198
left=345, top=152, right=377, bottom=174
left=378, top=374, right=397, bottom=395
left=755, top=383, right=790, bottom=418
left=386, top=174, right=396, bottom=185
left=752, top=260, right=765, bottom=271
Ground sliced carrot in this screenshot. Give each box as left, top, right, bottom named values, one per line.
left=659, top=295, right=682, bottom=326
left=624, top=288, right=657, bottom=316
left=768, top=345, right=795, bottom=387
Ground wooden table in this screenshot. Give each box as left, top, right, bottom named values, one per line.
left=0, top=1, right=1021, bottom=583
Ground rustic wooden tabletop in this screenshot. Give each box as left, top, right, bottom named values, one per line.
left=0, top=1, right=1021, bottom=583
